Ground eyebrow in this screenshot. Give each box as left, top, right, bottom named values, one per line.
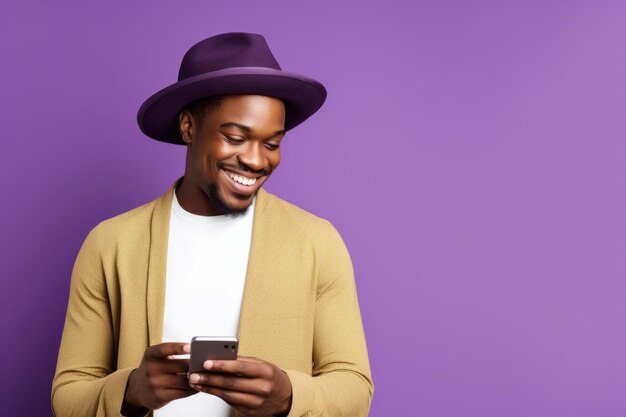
left=220, top=122, right=286, bottom=138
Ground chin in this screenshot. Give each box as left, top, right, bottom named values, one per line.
left=209, top=185, right=255, bottom=216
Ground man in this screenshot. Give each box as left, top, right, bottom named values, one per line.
left=52, top=32, right=373, bottom=417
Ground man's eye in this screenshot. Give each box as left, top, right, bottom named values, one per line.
left=224, top=135, right=245, bottom=144
left=265, top=142, right=280, bottom=150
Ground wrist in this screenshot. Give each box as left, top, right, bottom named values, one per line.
left=275, top=370, right=292, bottom=416
left=275, top=399, right=292, bottom=417
left=121, top=369, right=147, bottom=416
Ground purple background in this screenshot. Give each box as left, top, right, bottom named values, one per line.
left=1, top=1, right=624, bottom=416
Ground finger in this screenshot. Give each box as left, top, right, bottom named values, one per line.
left=161, top=387, right=198, bottom=403
left=166, top=353, right=190, bottom=360
left=146, top=342, right=190, bottom=360
left=156, top=374, right=197, bottom=391
left=189, top=373, right=270, bottom=396
left=190, top=384, right=263, bottom=408
left=153, top=358, right=190, bottom=374
left=204, top=359, right=269, bottom=378
left=235, top=356, right=262, bottom=363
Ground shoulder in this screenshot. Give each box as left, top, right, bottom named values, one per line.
left=259, top=189, right=326, bottom=225
left=83, top=191, right=167, bottom=252
left=95, top=199, right=158, bottom=235
left=259, top=192, right=355, bottom=288
left=257, top=189, right=345, bottom=247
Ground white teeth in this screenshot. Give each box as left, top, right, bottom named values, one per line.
left=225, top=171, right=257, bottom=186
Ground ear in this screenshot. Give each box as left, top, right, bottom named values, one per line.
left=178, top=110, right=194, bottom=145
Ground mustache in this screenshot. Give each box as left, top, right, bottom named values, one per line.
left=218, top=161, right=272, bottom=176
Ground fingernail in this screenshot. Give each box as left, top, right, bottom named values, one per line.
left=183, top=344, right=191, bottom=354
left=189, top=373, right=200, bottom=383
left=203, top=360, right=213, bottom=370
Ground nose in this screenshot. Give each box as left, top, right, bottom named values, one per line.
left=237, top=142, right=266, bottom=172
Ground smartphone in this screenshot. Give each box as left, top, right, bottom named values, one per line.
left=189, top=336, right=239, bottom=373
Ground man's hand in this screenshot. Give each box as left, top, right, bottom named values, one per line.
left=122, top=343, right=197, bottom=414
left=188, top=356, right=292, bottom=417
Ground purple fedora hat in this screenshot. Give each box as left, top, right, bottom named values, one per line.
left=137, top=32, right=327, bottom=144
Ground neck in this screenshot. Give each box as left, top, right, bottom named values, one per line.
left=175, top=176, right=220, bottom=216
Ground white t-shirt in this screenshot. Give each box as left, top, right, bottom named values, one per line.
left=154, top=191, right=254, bottom=417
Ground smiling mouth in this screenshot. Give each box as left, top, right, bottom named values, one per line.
left=223, top=170, right=258, bottom=186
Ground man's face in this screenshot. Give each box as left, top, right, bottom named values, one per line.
left=180, top=95, right=285, bottom=215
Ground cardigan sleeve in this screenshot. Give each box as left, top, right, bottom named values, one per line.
left=284, top=220, right=374, bottom=417
left=51, top=226, right=143, bottom=417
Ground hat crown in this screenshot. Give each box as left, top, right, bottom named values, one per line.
left=178, top=32, right=281, bottom=81
left=139, top=32, right=326, bottom=144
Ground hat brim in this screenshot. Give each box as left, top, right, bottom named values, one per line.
left=137, top=67, right=327, bottom=144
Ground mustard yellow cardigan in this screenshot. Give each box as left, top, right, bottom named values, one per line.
left=52, top=181, right=373, bottom=417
